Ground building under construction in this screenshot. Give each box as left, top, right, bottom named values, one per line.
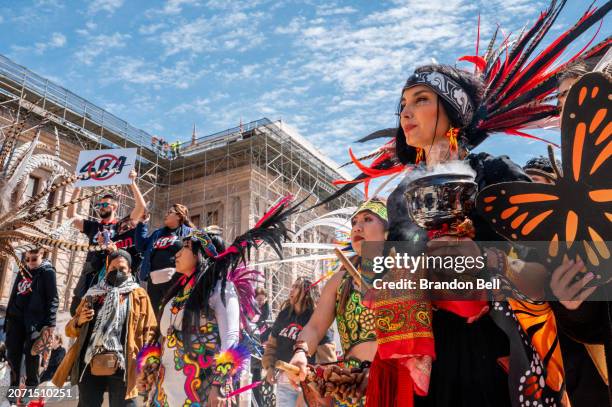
left=0, top=54, right=362, bottom=314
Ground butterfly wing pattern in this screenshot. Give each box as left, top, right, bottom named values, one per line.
left=477, top=72, right=611, bottom=279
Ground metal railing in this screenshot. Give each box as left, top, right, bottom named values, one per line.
left=0, top=54, right=155, bottom=153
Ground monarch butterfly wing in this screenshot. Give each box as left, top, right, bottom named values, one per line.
left=559, top=71, right=612, bottom=277
left=478, top=181, right=612, bottom=277
left=477, top=181, right=562, bottom=243
left=477, top=181, right=570, bottom=270
left=560, top=72, right=612, bottom=188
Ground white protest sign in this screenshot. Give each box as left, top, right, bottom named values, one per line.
left=75, top=148, right=137, bottom=187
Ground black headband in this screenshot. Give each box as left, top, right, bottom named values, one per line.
left=404, top=70, right=474, bottom=127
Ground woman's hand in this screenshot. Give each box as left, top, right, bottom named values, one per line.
left=550, top=258, right=596, bottom=310
left=105, top=241, right=118, bottom=253
left=136, top=371, right=148, bottom=392
left=356, top=367, right=369, bottom=399
left=265, top=368, right=277, bottom=384
left=287, top=351, right=308, bottom=388
left=137, top=362, right=159, bottom=392
left=129, top=169, right=138, bottom=183
left=76, top=305, right=95, bottom=327
left=207, top=385, right=226, bottom=407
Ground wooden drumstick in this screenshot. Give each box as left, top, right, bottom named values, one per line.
left=275, top=360, right=301, bottom=374
left=334, top=248, right=362, bottom=289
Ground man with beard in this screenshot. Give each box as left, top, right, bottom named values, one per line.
left=67, top=169, right=146, bottom=316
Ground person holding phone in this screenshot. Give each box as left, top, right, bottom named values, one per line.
left=52, top=250, right=157, bottom=407
left=67, top=169, right=147, bottom=316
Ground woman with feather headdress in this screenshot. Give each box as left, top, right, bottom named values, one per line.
left=315, top=2, right=612, bottom=406
left=286, top=200, right=386, bottom=407
left=136, top=197, right=298, bottom=407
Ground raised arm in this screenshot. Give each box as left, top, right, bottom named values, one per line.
left=128, top=169, right=147, bottom=222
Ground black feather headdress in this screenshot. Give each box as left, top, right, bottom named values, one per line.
left=315, top=0, right=611, bottom=207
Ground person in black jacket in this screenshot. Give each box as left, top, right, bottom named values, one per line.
left=67, top=169, right=146, bottom=316
left=5, top=247, right=58, bottom=388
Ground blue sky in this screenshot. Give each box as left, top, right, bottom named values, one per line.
left=0, top=0, right=608, bottom=179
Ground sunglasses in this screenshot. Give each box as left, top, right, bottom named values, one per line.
left=25, top=256, right=40, bottom=262
left=95, top=202, right=112, bottom=209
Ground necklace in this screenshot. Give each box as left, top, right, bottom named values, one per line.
left=170, top=275, right=195, bottom=315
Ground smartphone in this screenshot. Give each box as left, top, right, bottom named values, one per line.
left=84, top=295, right=94, bottom=310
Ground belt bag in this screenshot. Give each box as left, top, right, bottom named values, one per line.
left=91, top=352, right=120, bottom=376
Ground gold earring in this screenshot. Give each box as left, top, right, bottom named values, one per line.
left=415, top=148, right=424, bottom=164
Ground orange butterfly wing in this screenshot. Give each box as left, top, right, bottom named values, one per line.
left=477, top=72, right=611, bottom=275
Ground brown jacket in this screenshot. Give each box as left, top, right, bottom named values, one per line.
left=52, top=287, right=158, bottom=399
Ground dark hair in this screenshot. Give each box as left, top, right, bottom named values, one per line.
left=25, top=246, right=47, bottom=255
left=100, top=194, right=116, bottom=201
left=395, top=64, right=484, bottom=164
left=0, top=343, right=6, bottom=363
left=171, top=203, right=196, bottom=228
left=523, top=156, right=555, bottom=174
left=161, top=233, right=227, bottom=355
left=255, top=287, right=267, bottom=297
left=108, top=249, right=132, bottom=269
left=280, top=277, right=317, bottom=316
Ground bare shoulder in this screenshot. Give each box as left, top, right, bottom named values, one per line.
left=323, top=269, right=345, bottom=293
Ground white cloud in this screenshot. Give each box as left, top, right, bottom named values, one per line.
left=170, top=97, right=212, bottom=115
left=157, top=12, right=265, bottom=56
left=34, top=0, right=64, bottom=8
left=49, top=32, right=66, bottom=47
left=204, top=0, right=267, bottom=10
left=87, top=0, right=124, bottom=15
left=76, top=21, right=98, bottom=36
left=138, top=23, right=166, bottom=35
left=161, top=0, right=199, bottom=15
left=11, top=32, right=67, bottom=54
left=144, top=0, right=200, bottom=17
left=74, top=32, right=129, bottom=65
left=100, top=56, right=207, bottom=89
left=274, top=17, right=305, bottom=34
left=316, top=5, right=357, bottom=17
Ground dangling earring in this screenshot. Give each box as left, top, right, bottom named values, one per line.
left=415, top=148, right=424, bottom=165
left=446, top=127, right=459, bottom=156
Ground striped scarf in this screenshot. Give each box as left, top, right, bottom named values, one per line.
left=84, top=276, right=140, bottom=370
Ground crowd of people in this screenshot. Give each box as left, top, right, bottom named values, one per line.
left=0, top=1, right=610, bottom=406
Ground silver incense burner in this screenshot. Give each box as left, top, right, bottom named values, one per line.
left=404, top=173, right=478, bottom=230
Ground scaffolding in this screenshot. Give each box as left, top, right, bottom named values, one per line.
left=0, top=54, right=363, bottom=314
left=0, top=54, right=166, bottom=219
left=0, top=53, right=168, bottom=307
left=165, top=118, right=363, bottom=312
